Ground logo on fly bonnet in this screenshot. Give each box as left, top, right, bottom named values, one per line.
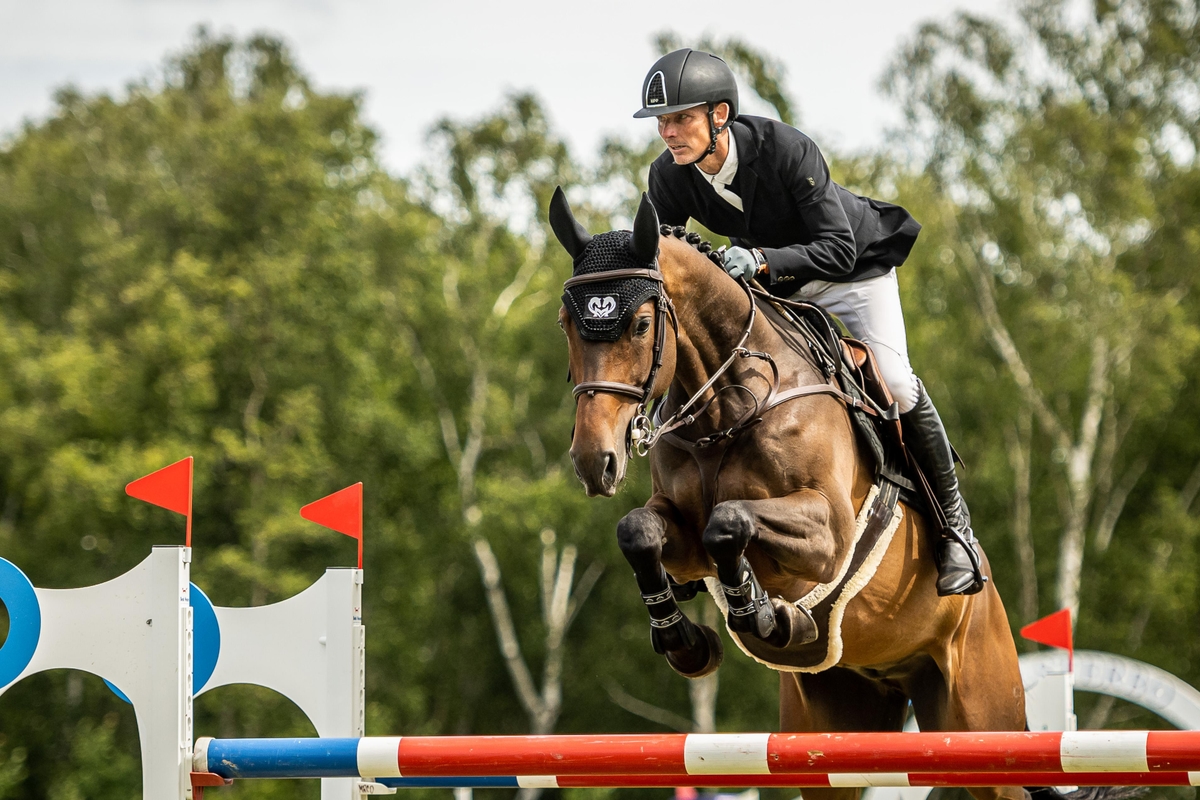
left=586, top=296, right=618, bottom=319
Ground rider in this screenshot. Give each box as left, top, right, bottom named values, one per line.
left=635, top=48, right=981, bottom=596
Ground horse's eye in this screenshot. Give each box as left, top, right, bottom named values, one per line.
left=635, top=318, right=652, bottom=336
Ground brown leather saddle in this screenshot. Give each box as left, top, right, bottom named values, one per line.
left=761, top=295, right=951, bottom=534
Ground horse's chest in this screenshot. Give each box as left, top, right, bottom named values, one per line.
left=653, top=435, right=794, bottom=527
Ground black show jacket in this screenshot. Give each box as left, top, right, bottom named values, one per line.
left=647, top=115, right=922, bottom=293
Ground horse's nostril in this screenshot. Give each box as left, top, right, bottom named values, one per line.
left=603, top=451, right=619, bottom=485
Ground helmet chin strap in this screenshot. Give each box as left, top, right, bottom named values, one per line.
left=681, top=102, right=731, bottom=168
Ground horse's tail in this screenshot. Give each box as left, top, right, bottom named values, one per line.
left=1027, top=786, right=1149, bottom=800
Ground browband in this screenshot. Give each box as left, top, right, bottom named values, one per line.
left=563, top=268, right=665, bottom=289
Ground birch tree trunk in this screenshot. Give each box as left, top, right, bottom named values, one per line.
left=400, top=225, right=610, bottom=786
left=1004, top=404, right=1038, bottom=635
left=474, top=531, right=603, bottom=800
left=956, top=230, right=1124, bottom=620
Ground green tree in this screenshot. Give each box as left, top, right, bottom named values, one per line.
left=0, top=32, right=735, bottom=799
left=0, top=30, right=442, bottom=798
left=883, top=0, right=1200, bottom=691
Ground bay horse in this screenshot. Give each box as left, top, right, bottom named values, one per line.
left=553, top=187, right=1028, bottom=800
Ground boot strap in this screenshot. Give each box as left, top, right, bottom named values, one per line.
left=641, top=587, right=674, bottom=605
left=722, top=577, right=753, bottom=599
left=649, top=610, right=684, bottom=628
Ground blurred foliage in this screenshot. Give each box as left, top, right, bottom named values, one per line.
left=883, top=0, right=1200, bottom=661
left=0, top=2, right=1199, bottom=797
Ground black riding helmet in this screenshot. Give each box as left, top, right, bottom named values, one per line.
left=634, top=48, right=739, bottom=164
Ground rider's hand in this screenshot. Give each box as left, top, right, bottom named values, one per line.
left=723, top=246, right=767, bottom=281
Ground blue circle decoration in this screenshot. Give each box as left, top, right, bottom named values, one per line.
left=0, top=558, right=41, bottom=688
left=104, top=678, right=132, bottom=703
left=191, top=583, right=220, bottom=693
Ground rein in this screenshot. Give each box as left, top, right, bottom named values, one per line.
left=568, top=261, right=873, bottom=457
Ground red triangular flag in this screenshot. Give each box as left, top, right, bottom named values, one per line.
left=1020, top=608, right=1074, bottom=669
left=126, top=457, right=194, bottom=547
left=300, top=483, right=363, bottom=568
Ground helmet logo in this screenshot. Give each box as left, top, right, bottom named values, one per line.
left=645, top=71, right=667, bottom=107
left=586, top=296, right=618, bottom=319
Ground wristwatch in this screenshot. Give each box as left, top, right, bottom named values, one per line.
left=754, top=250, right=769, bottom=278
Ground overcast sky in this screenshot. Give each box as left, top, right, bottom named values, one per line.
left=1, top=0, right=1017, bottom=175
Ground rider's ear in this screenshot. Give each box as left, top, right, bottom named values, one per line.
left=549, top=186, right=593, bottom=261
left=630, top=193, right=660, bottom=264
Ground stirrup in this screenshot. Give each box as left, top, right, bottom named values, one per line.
left=936, top=534, right=986, bottom=596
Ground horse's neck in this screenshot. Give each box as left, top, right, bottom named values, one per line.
left=661, top=247, right=748, bottom=386
left=660, top=241, right=823, bottom=411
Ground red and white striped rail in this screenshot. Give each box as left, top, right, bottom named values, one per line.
left=196, top=730, right=1200, bottom=781
left=374, top=731, right=1200, bottom=775
left=377, top=772, right=1200, bottom=789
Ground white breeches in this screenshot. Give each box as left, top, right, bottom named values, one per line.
left=789, top=269, right=922, bottom=414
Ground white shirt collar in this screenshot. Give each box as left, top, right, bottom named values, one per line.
left=695, top=129, right=742, bottom=211
left=697, top=127, right=738, bottom=187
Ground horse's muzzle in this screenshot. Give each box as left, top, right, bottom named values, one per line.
left=571, top=445, right=626, bottom=497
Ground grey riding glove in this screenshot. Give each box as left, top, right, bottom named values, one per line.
left=723, top=246, right=768, bottom=281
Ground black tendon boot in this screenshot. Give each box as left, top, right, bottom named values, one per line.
left=901, top=381, right=985, bottom=596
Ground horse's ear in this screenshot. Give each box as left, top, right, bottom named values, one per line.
left=630, top=193, right=660, bottom=264
left=549, top=186, right=592, bottom=260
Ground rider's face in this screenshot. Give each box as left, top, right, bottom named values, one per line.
left=657, top=105, right=713, bottom=164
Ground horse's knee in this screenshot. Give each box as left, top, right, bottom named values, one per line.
left=616, top=508, right=664, bottom=566
left=803, top=531, right=839, bottom=583
left=702, top=501, right=756, bottom=562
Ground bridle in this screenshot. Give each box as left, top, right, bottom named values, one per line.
left=567, top=262, right=873, bottom=458
left=567, top=266, right=677, bottom=449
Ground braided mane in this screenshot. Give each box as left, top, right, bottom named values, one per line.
left=659, top=225, right=725, bottom=268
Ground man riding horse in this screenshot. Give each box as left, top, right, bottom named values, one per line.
left=552, top=53, right=1038, bottom=797
left=635, top=48, right=979, bottom=597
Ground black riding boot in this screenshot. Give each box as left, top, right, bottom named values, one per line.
left=901, top=381, right=984, bottom=596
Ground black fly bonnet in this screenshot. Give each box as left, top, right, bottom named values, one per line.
left=551, top=188, right=676, bottom=409
left=561, top=231, right=661, bottom=342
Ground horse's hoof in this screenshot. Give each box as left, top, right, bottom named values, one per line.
left=665, top=624, right=724, bottom=679
left=763, top=599, right=818, bottom=648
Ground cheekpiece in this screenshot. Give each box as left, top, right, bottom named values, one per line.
left=561, top=231, right=661, bottom=342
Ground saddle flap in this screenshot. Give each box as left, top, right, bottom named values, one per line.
left=839, top=338, right=950, bottom=532
left=840, top=338, right=896, bottom=411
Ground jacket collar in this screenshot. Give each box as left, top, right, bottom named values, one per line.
left=730, top=120, right=758, bottom=219
left=731, top=119, right=757, bottom=164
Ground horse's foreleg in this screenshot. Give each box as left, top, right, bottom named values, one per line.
left=909, top=559, right=1027, bottom=800
left=704, top=491, right=842, bottom=647
left=617, top=506, right=723, bottom=679
left=779, top=670, right=910, bottom=800
left=702, top=502, right=780, bottom=641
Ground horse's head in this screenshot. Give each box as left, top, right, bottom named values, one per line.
left=551, top=187, right=677, bottom=497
